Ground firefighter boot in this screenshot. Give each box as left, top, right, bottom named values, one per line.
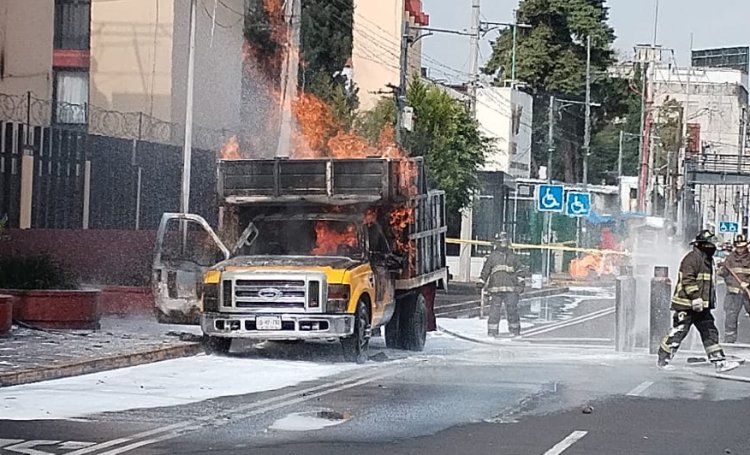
left=487, top=323, right=500, bottom=338
left=709, top=351, right=740, bottom=373
left=657, top=350, right=676, bottom=371
left=715, top=359, right=740, bottom=373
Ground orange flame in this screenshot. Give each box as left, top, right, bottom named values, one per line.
left=311, top=221, right=358, bottom=256
left=219, top=135, right=243, bottom=160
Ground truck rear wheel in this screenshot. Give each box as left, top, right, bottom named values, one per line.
left=341, top=300, right=370, bottom=363
left=401, top=292, right=427, bottom=352
left=384, top=303, right=403, bottom=349
left=203, top=335, right=232, bottom=354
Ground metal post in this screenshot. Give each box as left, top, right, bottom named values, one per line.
left=583, top=35, right=591, bottom=186
left=82, top=161, right=91, bottom=229
left=616, top=266, right=637, bottom=352
left=650, top=265, right=671, bottom=354
left=543, top=95, right=556, bottom=281
left=181, top=0, right=197, bottom=215
left=510, top=11, right=518, bottom=87
left=618, top=130, right=624, bottom=182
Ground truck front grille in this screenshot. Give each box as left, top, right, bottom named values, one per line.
left=232, top=279, right=308, bottom=308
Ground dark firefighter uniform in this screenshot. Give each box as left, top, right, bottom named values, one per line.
left=480, top=234, right=522, bottom=337
left=719, top=234, right=750, bottom=343
left=658, top=230, right=738, bottom=373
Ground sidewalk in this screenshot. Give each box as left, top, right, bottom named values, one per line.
left=0, top=316, right=203, bottom=387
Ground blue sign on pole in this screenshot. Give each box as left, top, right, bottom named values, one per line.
left=719, top=221, right=739, bottom=234
left=537, top=184, right=564, bottom=213
left=565, top=191, right=592, bottom=217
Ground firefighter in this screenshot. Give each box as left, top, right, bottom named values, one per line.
left=657, top=230, right=740, bottom=373
left=480, top=232, right=522, bottom=337
left=718, top=234, right=750, bottom=343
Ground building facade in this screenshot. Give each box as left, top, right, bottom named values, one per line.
left=351, top=0, right=428, bottom=111
left=476, top=86, right=533, bottom=179
left=0, top=0, right=244, bottom=142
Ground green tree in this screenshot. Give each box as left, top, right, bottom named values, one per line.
left=484, top=0, right=620, bottom=183
left=356, top=79, right=490, bottom=213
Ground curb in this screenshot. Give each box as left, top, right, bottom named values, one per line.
left=0, top=342, right=202, bottom=388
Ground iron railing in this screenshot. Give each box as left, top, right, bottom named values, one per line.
left=0, top=92, right=240, bottom=151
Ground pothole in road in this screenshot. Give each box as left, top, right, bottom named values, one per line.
left=269, top=410, right=351, bottom=431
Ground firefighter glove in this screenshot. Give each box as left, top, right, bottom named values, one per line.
left=691, top=298, right=705, bottom=312
left=741, top=282, right=749, bottom=289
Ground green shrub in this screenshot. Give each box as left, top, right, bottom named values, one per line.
left=0, top=255, right=78, bottom=290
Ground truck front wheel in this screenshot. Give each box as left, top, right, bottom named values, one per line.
left=203, top=335, right=232, bottom=355
left=341, top=300, right=370, bottom=363
left=401, top=292, right=427, bottom=352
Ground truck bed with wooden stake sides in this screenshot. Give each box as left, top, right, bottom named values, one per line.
left=152, top=157, right=447, bottom=362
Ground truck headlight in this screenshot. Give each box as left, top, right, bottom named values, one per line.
left=327, top=284, right=350, bottom=313
left=203, top=284, right=219, bottom=312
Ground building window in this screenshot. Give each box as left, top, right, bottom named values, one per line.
left=54, top=70, right=88, bottom=124
left=54, top=0, right=91, bottom=50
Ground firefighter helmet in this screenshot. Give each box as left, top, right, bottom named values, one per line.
left=734, top=234, right=748, bottom=248
left=690, top=229, right=716, bottom=245
left=493, top=232, right=510, bottom=249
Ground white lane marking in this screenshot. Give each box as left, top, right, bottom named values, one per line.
left=96, top=368, right=404, bottom=455
left=3, top=440, right=61, bottom=455
left=543, top=431, right=589, bottom=455
left=522, top=307, right=615, bottom=336
left=522, top=308, right=615, bottom=337
left=627, top=381, right=654, bottom=397
left=57, top=442, right=97, bottom=450
left=0, top=440, right=24, bottom=449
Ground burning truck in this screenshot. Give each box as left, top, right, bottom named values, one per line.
left=152, top=157, right=447, bottom=362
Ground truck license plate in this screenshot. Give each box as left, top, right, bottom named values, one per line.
left=256, top=316, right=282, bottom=330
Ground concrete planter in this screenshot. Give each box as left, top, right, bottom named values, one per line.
left=99, top=286, right=153, bottom=316
left=0, top=295, right=12, bottom=335
left=6, top=289, right=101, bottom=330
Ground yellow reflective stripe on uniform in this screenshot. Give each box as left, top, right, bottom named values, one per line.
left=684, top=285, right=700, bottom=294
left=487, top=286, right=516, bottom=293
left=727, top=287, right=742, bottom=294
left=705, top=344, right=723, bottom=354
left=731, top=267, right=750, bottom=274
left=696, top=273, right=712, bottom=281
left=491, top=265, right=515, bottom=274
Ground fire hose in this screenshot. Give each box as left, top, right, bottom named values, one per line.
left=725, top=267, right=750, bottom=302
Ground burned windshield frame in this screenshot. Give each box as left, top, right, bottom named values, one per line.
left=231, top=214, right=367, bottom=260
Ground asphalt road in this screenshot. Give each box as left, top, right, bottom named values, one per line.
left=2, top=287, right=750, bottom=455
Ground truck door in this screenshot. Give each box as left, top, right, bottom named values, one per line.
left=368, top=223, right=396, bottom=327
left=153, top=213, right=230, bottom=324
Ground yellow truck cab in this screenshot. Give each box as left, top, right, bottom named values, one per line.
left=153, top=158, right=447, bottom=362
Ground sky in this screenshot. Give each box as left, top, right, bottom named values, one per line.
left=421, top=0, right=750, bottom=83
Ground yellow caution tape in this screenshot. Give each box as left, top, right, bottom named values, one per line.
left=446, top=238, right=631, bottom=257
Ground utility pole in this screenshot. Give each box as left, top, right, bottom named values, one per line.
left=181, top=0, right=197, bottom=215
left=459, top=0, right=481, bottom=283
left=510, top=10, right=519, bottom=86
left=583, top=35, right=592, bottom=186
left=468, top=0, right=481, bottom=115
left=396, top=20, right=410, bottom=147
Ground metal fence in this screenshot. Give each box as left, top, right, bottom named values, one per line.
left=0, top=92, right=230, bottom=230
left=0, top=92, right=238, bottom=151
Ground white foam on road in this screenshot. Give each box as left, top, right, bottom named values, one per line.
left=270, top=411, right=349, bottom=431
left=437, top=318, right=534, bottom=341
left=0, top=355, right=358, bottom=420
